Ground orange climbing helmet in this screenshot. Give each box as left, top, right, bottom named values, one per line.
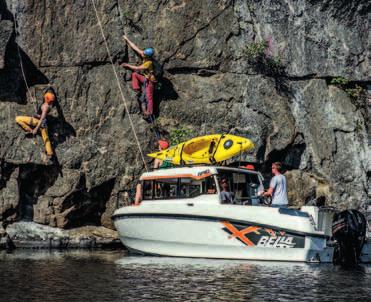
left=158, top=140, right=169, bottom=150
left=44, top=92, right=56, bottom=104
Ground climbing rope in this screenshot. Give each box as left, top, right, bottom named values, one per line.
left=11, top=10, right=36, bottom=105
left=90, top=0, right=148, bottom=171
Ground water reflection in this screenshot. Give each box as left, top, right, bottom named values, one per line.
left=115, top=256, right=370, bottom=301
left=0, top=251, right=370, bottom=302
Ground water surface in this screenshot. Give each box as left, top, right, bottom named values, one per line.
left=0, top=250, right=370, bottom=301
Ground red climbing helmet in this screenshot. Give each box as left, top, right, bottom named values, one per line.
left=158, top=140, right=169, bottom=150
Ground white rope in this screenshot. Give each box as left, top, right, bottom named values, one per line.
left=90, top=0, right=148, bottom=171
left=12, top=11, right=36, bottom=104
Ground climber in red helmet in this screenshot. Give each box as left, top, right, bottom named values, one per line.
left=153, top=140, right=170, bottom=169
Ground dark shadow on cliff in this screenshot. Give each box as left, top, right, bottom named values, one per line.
left=48, top=99, right=76, bottom=149
left=258, top=141, right=306, bottom=183
left=17, top=164, right=59, bottom=221
left=0, top=42, right=48, bottom=103
left=0, top=160, right=15, bottom=189
left=0, top=0, right=13, bottom=21
left=153, top=75, right=178, bottom=118
left=121, top=71, right=178, bottom=122
left=252, top=63, right=291, bottom=97
left=0, top=2, right=49, bottom=103
left=265, top=143, right=306, bottom=170
left=0, top=161, right=18, bottom=223
left=60, top=176, right=116, bottom=229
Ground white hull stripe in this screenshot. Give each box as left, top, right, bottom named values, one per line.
left=112, top=213, right=328, bottom=239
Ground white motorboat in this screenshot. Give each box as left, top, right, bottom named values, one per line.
left=113, top=166, right=338, bottom=262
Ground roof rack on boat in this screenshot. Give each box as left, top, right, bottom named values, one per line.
left=151, top=161, right=262, bottom=171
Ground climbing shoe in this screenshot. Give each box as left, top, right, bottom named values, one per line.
left=142, top=115, right=152, bottom=122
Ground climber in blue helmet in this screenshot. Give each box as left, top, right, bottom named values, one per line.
left=143, top=47, right=154, bottom=57
left=121, top=35, right=157, bottom=118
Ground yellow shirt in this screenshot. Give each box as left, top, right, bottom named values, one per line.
left=139, top=60, right=156, bottom=82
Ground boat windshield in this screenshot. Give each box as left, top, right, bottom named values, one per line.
left=216, top=169, right=263, bottom=204
left=142, top=176, right=216, bottom=200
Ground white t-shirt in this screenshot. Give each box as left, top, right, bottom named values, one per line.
left=220, top=191, right=234, bottom=203
left=270, top=174, right=288, bottom=206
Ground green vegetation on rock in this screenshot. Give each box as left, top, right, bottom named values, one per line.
left=244, top=41, right=285, bottom=76
left=330, top=77, right=365, bottom=101
left=244, top=41, right=268, bottom=61
left=170, top=127, right=195, bottom=146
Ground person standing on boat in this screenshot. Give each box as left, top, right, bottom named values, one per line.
left=262, top=162, right=288, bottom=207
left=121, top=35, right=157, bottom=118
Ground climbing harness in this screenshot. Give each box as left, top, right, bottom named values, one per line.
left=90, top=0, right=148, bottom=171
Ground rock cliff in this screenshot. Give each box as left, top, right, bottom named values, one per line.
left=0, top=0, right=369, bottom=242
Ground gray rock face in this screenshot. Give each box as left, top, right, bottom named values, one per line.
left=289, top=80, right=369, bottom=209
left=0, top=0, right=369, bottom=239
left=238, top=0, right=370, bottom=79
left=5, top=221, right=121, bottom=249
left=0, top=19, right=12, bottom=69
left=285, top=170, right=331, bottom=208
left=0, top=164, right=19, bottom=223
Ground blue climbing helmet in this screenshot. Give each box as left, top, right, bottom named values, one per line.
left=143, top=47, right=154, bottom=57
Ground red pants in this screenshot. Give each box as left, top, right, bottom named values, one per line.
left=131, top=72, right=155, bottom=115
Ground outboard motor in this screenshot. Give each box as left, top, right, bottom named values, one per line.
left=332, top=209, right=367, bottom=265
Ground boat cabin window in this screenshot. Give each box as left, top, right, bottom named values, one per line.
left=216, top=169, right=262, bottom=204
left=142, top=176, right=217, bottom=200
left=179, top=178, right=202, bottom=198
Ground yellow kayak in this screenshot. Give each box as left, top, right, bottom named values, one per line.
left=147, top=134, right=254, bottom=165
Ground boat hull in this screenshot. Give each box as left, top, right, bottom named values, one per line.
left=114, top=215, right=334, bottom=262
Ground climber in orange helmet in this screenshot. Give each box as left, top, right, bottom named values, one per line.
left=15, top=88, right=57, bottom=157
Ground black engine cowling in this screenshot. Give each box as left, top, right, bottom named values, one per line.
left=332, top=209, right=367, bottom=265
